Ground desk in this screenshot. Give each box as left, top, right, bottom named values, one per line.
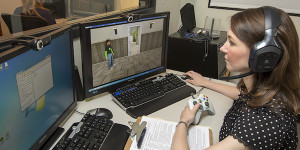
left=51, top=69, right=235, bottom=148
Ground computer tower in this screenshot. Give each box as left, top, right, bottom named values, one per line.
left=167, top=29, right=227, bottom=79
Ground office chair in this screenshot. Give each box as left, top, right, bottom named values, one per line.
left=1, top=13, right=49, bottom=34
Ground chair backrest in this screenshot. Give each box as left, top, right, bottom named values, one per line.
left=1, top=13, right=49, bottom=34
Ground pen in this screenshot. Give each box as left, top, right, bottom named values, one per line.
left=137, top=127, right=147, bottom=149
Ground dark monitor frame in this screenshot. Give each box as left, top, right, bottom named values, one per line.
left=80, top=12, right=170, bottom=99
left=0, top=26, right=77, bottom=150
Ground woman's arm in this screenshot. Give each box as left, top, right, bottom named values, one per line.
left=184, top=71, right=240, bottom=100
left=170, top=122, right=189, bottom=150
left=171, top=104, right=200, bottom=150
left=171, top=104, right=250, bottom=150
left=207, top=136, right=250, bottom=150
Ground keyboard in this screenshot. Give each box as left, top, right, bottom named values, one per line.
left=53, top=113, right=129, bottom=150
left=112, top=73, right=196, bottom=118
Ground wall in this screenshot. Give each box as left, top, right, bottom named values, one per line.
left=114, top=0, right=139, bottom=11
left=0, top=0, right=22, bottom=35
left=0, top=0, right=22, bottom=14
left=155, top=0, right=181, bottom=35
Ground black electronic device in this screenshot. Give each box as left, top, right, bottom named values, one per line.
left=168, top=29, right=227, bottom=79
left=180, top=3, right=196, bottom=33
left=249, top=6, right=282, bottom=73
left=80, top=12, right=170, bottom=99
left=120, top=13, right=141, bottom=22
left=0, top=26, right=77, bottom=149
left=87, top=108, right=113, bottom=119
left=53, top=113, right=129, bottom=150
left=44, top=0, right=66, bottom=19
left=112, top=73, right=196, bottom=118
left=74, top=65, right=84, bottom=101
left=181, top=75, right=192, bottom=80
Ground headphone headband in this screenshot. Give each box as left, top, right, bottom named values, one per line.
left=262, top=6, right=281, bottom=30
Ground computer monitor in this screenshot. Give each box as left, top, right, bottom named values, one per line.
left=0, top=26, right=76, bottom=149
left=80, top=12, right=170, bottom=98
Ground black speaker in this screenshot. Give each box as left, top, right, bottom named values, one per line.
left=180, top=3, right=196, bottom=33
left=74, top=65, right=84, bottom=101
left=249, top=6, right=282, bottom=73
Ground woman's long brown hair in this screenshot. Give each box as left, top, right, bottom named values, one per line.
left=22, top=0, right=48, bottom=18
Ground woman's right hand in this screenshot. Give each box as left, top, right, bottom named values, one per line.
left=179, top=103, right=201, bottom=127
left=184, top=71, right=209, bottom=87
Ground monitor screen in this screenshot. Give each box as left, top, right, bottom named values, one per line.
left=80, top=12, right=170, bottom=98
left=0, top=27, right=76, bottom=149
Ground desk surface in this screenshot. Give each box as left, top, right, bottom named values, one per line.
left=51, top=69, right=236, bottom=148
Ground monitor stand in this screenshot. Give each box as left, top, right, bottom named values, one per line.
left=41, top=127, right=65, bottom=150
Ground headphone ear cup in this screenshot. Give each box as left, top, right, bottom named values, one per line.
left=248, top=6, right=283, bottom=73
left=249, top=45, right=282, bottom=72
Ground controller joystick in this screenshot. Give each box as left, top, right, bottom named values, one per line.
left=188, top=94, right=215, bottom=124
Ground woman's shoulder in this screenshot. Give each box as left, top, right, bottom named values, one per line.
left=234, top=94, right=297, bottom=127
left=245, top=97, right=298, bottom=131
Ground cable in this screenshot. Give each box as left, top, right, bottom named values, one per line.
left=73, top=109, right=85, bottom=115
left=191, top=78, right=212, bottom=99
left=177, top=25, right=211, bottom=43
left=219, top=71, right=253, bottom=80
left=202, top=40, right=209, bottom=61
left=173, top=73, right=185, bottom=77
left=174, top=73, right=212, bottom=99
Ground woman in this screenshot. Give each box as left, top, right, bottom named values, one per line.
left=21, top=0, right=56, bottom=25
left=171, top=6, right=300, bottom=150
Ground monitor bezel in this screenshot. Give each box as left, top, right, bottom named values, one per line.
left=0, top=26, right=78, bottom=150
left=80, top=12, right=170, bottom=98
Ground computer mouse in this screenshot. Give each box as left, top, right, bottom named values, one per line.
left=181, top=75, right=192, bottom=80
left=87, top=108, right=113, bottom=119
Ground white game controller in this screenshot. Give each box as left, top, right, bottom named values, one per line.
left=188, top=94, right=215, bottom=124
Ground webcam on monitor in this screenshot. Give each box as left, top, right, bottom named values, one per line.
left=120, top=13, right=141, bottom=22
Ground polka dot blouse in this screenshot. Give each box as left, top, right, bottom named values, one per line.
left=219, top=94, right=298, bottom=149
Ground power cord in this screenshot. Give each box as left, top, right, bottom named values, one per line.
left=73, top=109, right=85, bottom=115
left=173, top=73, right=212, bottom=99
left=188, top=78, right=212, bottom=99
left=173, top=73, right=185, bottom=77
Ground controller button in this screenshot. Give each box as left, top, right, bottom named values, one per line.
left=205, top=102, right=209, bottom=106
left=200, top=105, right=203, bottom=110
left=193, top=101, right=197, bottom=105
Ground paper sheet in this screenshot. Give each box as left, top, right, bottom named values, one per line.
left=129, top=116, right=210, bottom=150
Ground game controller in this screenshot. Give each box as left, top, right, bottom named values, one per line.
left=188, top=94, right=215, bottom=124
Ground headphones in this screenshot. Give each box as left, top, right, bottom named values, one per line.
left=248, top=6, right=283, bottom=73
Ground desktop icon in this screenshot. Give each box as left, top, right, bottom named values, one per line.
left=4, top=62, right=8, bottom=69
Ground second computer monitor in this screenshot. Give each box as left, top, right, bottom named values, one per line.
left=80, top=12, right=170, bottom=98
